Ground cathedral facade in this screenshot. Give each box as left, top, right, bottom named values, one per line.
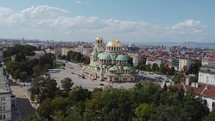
left=83, top=37, right=136, bottom=82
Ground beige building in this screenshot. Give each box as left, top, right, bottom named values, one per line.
left=74, top=45, right=93, bottom=57
left=126, top=52, right=142, bottom=66
left=179, top=58, right=191, bottom=71
left=83, top=48, right=93, bottom=57
left=61, top=47, right=74, bottom=56
left=83, top=37, right=136, bottom=82
left=45, top=48, right=55, bottom=55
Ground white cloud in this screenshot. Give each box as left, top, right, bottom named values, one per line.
left=171, top=19, right=200, bottom=30
left=0, top=5, right=210, bottom=42
left=75, top=0, right=81, bottom=4
left=8, top=5, right=68, bottom=23
left=170, top=19, right=206, bottom=33
left=0, top=7, right=13, bottom=16
left=0, top=7, right=14, bottom=23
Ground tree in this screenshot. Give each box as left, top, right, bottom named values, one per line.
left=51, top=97, right=70, bottom=111
left=11, top=68, right=21, bottom=79
left=127, top=56, right=133, bottom=66
left=189, top=75, right=198, bottom=82
left=139, top=64, right=146, bottom=71
left=38, top=77, right=59, bottom=102
left=69, top=86, right=91, bottom=105
left=33, top=65, right=42, bottom=77
left=152, top=63, right=159, bottom=72
left=15, top=52, right=26, bottom=62
left=190, top=59, right=202, bottom=74
left=146, top=64, right=151, bottom=71
left=203, top=110, right=215, bottom=121
left=19, top=71, right=28, bottom=81
left=168, top=67, right=175, bottom=76
left=172, top=72, right=185, bottom=83
left=37, top=99, right=53, bottom=120
left=84, top=56, right=90, bottom=64
left=150, top=105, right=189, bottom=121
left=163, top=83, right=167, bottom=92
left=75, top=52, right=82, bottom=62
left=134, top=103, right=155, bottom=121
left=61, top=77, right=74, bottom=90
left=39, top=53, right=55, bottom=67
left=159, top=63, right=167, bottom=74
left=29, top=77, right=43, bottom=100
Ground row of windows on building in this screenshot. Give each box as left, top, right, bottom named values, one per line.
left=0, top=97, right=5, bottom=101
left=108, top=69, right=131, bottom=74
left=110, top=77, right=134, bottom=81
left=99, top=59, right=128, bottom=65
left=106, top=46, right=122, bottom=52
left=0, top=105, right=6, bottom=111
left=0, top=114, right=6, bottom=120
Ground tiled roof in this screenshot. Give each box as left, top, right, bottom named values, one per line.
left=175, top=82, right=215, bottom=98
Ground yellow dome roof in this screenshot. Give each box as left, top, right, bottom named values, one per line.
left=106, top=39, right=122, bottom=47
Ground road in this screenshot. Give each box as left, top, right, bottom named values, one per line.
left=10, top=82, right=35, bottom=120
left=49, top=62, right=137, bottom=91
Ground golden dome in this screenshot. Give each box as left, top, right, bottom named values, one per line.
left=106, top=39, right=122, bottom=47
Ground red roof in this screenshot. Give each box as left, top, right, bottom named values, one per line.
left=202, top=58, right=215, bottom=63
left=175, top=82, right=215, bottom=98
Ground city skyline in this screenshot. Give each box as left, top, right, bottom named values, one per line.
left=0, top=0, right=215, bottom=42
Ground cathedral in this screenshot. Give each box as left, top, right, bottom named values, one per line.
left=83, top=37, right=136, bottom=82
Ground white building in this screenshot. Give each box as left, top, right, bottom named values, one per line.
left=178, top=58, right=191, bottom=71
left=0, top=47, right=3, bottom=62
left=146, top=58, right=162, bottom=67
left=198, top=64, right=215, bottom=86
left=0, top=68, right=12, bottom=120
left=176, top=64, right=215, bottom=111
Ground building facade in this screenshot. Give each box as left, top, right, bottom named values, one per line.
left=179, top=58, right=191, bottom=71
left=0, top=68, right=12, bottom=121
left=198, top=64, right=215, bottom=85
left=0, top=47, right=3, bottom=62
left=176, top=64, right=215, bottom=111
left=61, top=47, right=74, bottom=56
left=83, top=37, right=136, bottom=82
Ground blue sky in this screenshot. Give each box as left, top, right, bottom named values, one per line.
left=0, top=0, right=214, bottom=42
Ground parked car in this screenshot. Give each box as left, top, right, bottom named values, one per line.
left=99, top=83, right=104, bottom=86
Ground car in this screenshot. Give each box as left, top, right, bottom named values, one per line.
left=99, top=83, right=104, bottom=86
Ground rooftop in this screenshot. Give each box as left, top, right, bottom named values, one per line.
left=199, top=64, right=215, bottom=74
left=0, top=67, right=11, bottom=93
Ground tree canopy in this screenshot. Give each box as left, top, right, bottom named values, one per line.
left=27, top=81, right=210, bottom=121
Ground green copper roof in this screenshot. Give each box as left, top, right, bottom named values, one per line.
left=98, top=53, right=111, bottom=60
left=91, top=50, right=97, bottom=57
left=108, top=66, right=117, bottom=72
left=116, top=55, right=128, bottom=61
left=123, top=66, right=132, bottom=70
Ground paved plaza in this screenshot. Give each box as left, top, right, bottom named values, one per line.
left=49, top=62, right=137, bottom=91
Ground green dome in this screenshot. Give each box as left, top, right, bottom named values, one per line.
left=123, top=66, right=131, bottom=70
left=91, top=50, right=97, bottom=57
left=97, top=53, right=104, bottom=58
left=108, top=66, right=117, bottom=72
left=116, top=55, right=128, bottom=61
left=98, top=53, right=111, bottom=60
